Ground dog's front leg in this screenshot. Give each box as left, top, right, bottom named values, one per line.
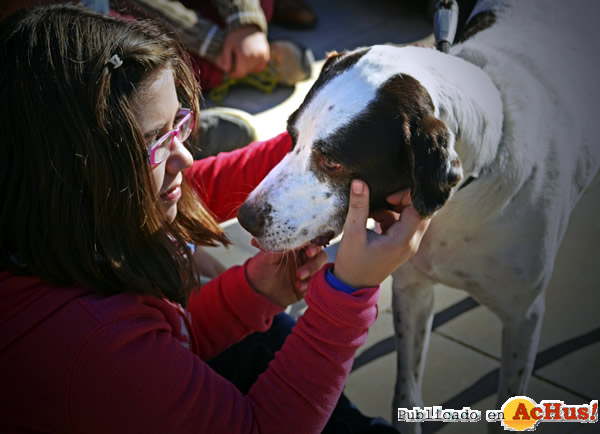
left=480, top=290, right=546, bottom=434
left=495, top=290, right=546, bottom=405
left=391, top=265, right=436, bottom=434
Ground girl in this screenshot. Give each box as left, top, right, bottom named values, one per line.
left=0, top=5, right=429, bottom=433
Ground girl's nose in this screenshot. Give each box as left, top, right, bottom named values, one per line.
left=166, top=135, right=193, bottom=173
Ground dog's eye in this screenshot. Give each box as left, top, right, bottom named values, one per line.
left=321, top=156, right=342, bottom=172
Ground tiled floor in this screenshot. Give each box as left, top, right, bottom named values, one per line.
left=202, top=1, right=600, bottom=432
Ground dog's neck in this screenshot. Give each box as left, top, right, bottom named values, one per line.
left=414, top=48, right=504, bottom=178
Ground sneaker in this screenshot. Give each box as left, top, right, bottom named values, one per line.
left=268, top=40, right=314, bottom=86
left=194, top=107, right=258, bottom=159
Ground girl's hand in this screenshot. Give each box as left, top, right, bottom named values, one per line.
left=246, top=242, right=328, bottom=307
left=333, top=180, right=430, bottom=289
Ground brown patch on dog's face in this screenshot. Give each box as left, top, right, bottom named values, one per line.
left=301, top=73, right=462, bottom=218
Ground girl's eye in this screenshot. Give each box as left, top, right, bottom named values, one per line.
left=321, top=156, right=342, bottom=172
left=146, top=131, right=162, bottom=148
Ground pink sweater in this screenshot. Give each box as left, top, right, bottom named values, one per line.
left=0, top=133, right=380, bottom=433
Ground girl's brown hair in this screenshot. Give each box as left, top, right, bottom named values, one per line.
left=0, top=4, right=229, bottom=305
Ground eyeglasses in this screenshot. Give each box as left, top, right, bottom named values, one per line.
left=148, top=108, right=194, bottom=166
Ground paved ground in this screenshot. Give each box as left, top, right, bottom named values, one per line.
left=202, top=1, right=600, bottom=432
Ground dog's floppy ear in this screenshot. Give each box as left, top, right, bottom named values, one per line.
left=408, top=116, right=462, bottom=217
left=377, top=73, right=462, bottom=217
left=325, top=50, right=340, bottom=60
left=320, top=48, right=370, bottom=75
left=321, top=50, right=342, bottom=71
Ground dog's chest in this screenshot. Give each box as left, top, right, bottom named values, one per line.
left=404, top=198, right=547, bottom=295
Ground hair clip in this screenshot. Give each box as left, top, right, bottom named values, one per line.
left=107, top=54, right=123, bottom=69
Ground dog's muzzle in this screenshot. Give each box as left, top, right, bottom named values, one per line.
left=237, top=201, right=270, bottom=238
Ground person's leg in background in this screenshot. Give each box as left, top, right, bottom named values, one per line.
left=179, top=0, right=272, bottom=90
left=181, top=0, right=313, bottom=92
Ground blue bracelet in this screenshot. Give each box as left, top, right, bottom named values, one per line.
left=325, top=268, right=358, bottom=294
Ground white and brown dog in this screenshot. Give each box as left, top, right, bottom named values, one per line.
left=237, top=0, right=600, bottom=431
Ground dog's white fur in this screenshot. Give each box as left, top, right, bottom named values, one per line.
left=240, top=0, right=600, bottom=431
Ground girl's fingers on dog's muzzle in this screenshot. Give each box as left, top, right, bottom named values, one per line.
left=304, top=244, right=321, bottom=258
left=296, top=245, right=322, bottom=268
left=296, top=250, right=328, bottom=280
left=294, top=280, right=309, bottom=297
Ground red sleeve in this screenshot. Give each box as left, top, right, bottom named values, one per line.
left=185, top=132, right=292, bottom=222
left=186, top=262, right=284, bottom=360
left=69, top=265, right=380, bottom=434
left=245, top=265, right=381, bottom=433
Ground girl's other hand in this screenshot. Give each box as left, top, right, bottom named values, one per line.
left=246, top=241, right=328, bottom=307
left=333, top=180, right=430, bottom=289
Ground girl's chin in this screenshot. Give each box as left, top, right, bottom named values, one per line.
left=164, top=203, right=178, bottom=223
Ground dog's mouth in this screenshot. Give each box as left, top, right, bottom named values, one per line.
left=252, top=229, right=336, bottom=253
left=309, top=230, right=335, bottom=247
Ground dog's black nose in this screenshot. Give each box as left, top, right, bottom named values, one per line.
left=237, top=201, right=266, bottom=237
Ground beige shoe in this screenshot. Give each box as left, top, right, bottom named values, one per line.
left=268, top=40, right=314, bottom=86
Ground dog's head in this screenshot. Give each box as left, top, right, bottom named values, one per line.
left=238, top=45, right=463, bottom=252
